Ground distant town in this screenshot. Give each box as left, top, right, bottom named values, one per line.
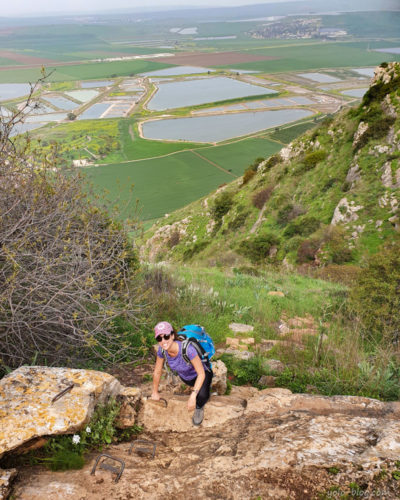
left=249, top=17, right=347, bottom=40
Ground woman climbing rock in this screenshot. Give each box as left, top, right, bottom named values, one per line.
left=151, top=321, right=213, bottom=426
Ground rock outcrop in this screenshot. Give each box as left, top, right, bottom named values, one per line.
left=0, top=366, right=122, bottom=459
left=10, top=386, right=400, bottom=499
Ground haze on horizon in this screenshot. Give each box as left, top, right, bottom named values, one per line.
left=1, top=0, right=305, bottom=18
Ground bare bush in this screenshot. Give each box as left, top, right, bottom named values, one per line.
left=0, top=84, right=147, bottom=373
left=252, top=186, right=274, bottom=209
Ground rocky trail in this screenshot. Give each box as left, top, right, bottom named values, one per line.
left=2, top=365, right=400, bottom=499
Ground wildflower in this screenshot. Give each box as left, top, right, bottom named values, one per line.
left=72, top=434, right=80, bottom=445
left=86, top=426, right=91, bottom=434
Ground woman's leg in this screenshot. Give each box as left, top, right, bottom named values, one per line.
left=181, top=368, right=213, bottom=408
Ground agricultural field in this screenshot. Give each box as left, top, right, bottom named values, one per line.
left=1, top=5, right=399, bottom=225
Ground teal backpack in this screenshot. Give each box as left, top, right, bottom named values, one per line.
left=162, top=324, right=215, bottom=373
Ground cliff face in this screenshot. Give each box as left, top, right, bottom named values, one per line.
left=141, top=63, right=400, bottom=268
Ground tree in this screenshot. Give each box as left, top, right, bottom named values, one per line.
left=0, top=83, right=147, bottom=374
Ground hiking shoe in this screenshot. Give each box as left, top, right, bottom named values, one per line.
left=192, top=407, right=204, bottom=426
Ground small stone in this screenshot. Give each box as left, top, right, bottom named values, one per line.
left=226, top=337, right=240, bottom=348
left=268, top=291, right=285, bottom=297
left=258, top=375, right=276, bottom=387
left=239, top=337, right=255, bottom=345
left=229, top=323, right=254, bottom=333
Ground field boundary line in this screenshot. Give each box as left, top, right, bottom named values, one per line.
left=190, top=150, right=238, bottom=178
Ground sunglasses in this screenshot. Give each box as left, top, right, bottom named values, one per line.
left=156, top=333, right=172, bottom=342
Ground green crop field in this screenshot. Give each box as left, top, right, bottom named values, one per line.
left=268, top=121, right=317, bottom=144
left=84, top=132, right=289, bottom=220
left=215, top=41, right=400, bottom=73
left=194, top=136, right=282, bottom=176
left=85, top=151, right=232, bottom=221
left=0, top=60, right=173, bottom=83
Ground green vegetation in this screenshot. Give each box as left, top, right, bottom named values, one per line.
left=143, top=263, right=400, bottom=401
left=217, top=41, right=400, bottom=73
left=7, top=399, right=142, bottom=471
left=350, top=239, right=400, bottom=343
left=0, top=60, right=172, bottom=83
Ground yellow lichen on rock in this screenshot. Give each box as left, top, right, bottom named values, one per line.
left=0, top=366, right=121, bottom=458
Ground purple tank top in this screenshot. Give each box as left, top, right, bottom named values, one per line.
left=157, top=341, right=198, bottom=380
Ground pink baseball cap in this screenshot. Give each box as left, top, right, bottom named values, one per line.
left=154, top=321, right=174, bottom=337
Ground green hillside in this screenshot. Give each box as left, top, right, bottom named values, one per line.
left=141, top=62, right=400, bottom=270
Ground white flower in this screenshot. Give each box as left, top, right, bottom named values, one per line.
left=72, top=434, right=80, bottom=445
left=86, top=426, right=91, bottom=434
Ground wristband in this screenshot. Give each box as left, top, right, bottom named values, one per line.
left=191, top=389, right=199, bottom=394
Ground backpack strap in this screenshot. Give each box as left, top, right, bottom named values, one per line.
left=181, top=339, right=212, bottom=372
left=160, top=348, right=178, bottom=376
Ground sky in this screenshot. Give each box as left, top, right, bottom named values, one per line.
left=1, top=0, right=303, bottom=18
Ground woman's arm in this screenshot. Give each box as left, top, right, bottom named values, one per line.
left=187, top=355, right=205, bottom=411
left=151, top=355, right=164, bottom=400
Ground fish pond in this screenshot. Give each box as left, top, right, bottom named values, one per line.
left=299, top=73, right=341, bottom=83
left=142, top=109, right=314, bottom=143
left=77, top=102, right=111, bottom=120
left=0, top=83, right=32, bottom=101
left=81, top=80, right=113, bottom=88
left=42, top=96, right=78, bottom=110
left=141, top=66, right=215, bottom=77
left=147, top=77, right=277, bottom=111
left=352, top=68, right=375, bottom=77
left=65, top=90, right=99, bottom=102
left=341, top=88, right=368, bottom=98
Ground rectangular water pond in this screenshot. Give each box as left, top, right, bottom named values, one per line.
left=81, top=80, right=113, bottom=88
left=299, top=73, right=341, bottom=83
left=10, top=122, right=47, bottom=137
left=0, top=83, right=32, bottom=101
left=65, top=90, right=99, bottom=102
left=352, top=68, right=375, bottom=78
left=341, top=88, right=368, bottom=98
left=141, top=65, right=214, bottom=77
left=142, top=109, right=313, bottom=143
left=147, top=77, right=277, bottom=111
left=374, top=47, right=400, bottom=55
left=77, top=102, right=111, bottom=120
left=25, top=113, right=67, bottom=123
left=43, top=96, right=78, bottom=110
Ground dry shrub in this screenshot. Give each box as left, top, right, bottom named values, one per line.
left=168, top=230, right=180, bottom=248
left=0, top=85, right=146, bottom=371
left=241, top=168, right=256, bottom=186
left=252, top=186, right=274, bottom=209
left=314, top=264, right=361, bottom=286
left=297, top=238, right=321, bottom=263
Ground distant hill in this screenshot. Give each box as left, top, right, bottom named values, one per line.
left=141, top=62, right=400, bottom=270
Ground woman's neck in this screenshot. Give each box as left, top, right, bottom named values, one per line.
left=167, top=341, right=179, bottom=357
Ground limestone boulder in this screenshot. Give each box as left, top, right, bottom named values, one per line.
left=210, top=359, right=227, bottom=395
left=0, top=366, right=121, bottom=459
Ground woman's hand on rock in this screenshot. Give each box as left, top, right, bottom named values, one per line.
left=187, top=392, right=196, bottom=412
